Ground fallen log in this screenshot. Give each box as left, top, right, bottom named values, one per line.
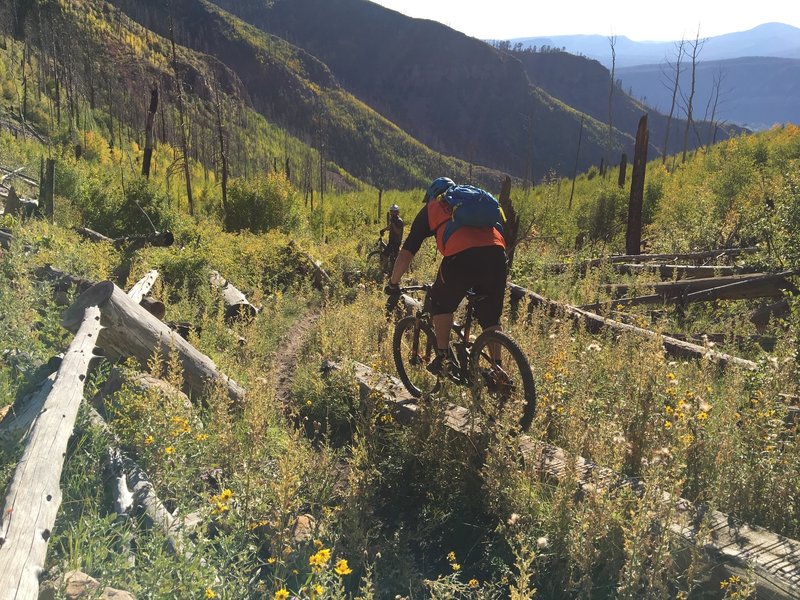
left=73, top=227, right=113, bottom=243
left=0, top=373, right=56, bottom=453
left=509, top=284, right=758, bottom=371
left=611, top=263, right=741, bottom=278
left=0, top=166, right=38, bottom=188
left=0, top=306, right=102, bottom=600
left=209, top=270, right=259, bottom=323
left=85, top=405, right=189, bottom=557
left=682, top=270, right=799, bottom=304
left=74, top=227, right=174, bottom=251
left=35, top=266, right=165, bottom=318
left=546, top=248, right=758, bottom=274
left=336, top=359, right=800, bottom=600
left=604, top=272, right=774, bottom=298
left=61, top=282, right=245, bottom=406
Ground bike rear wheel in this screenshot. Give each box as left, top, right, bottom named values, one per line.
left=469, top=329, right=536, bottom=432
left=392, top=315, right=440, bottom=397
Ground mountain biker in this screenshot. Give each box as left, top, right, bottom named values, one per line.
left=380, top=204, right=404, bottom=260
left=385, top=177, right=507, bottom=375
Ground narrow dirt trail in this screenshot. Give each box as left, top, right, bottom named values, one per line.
left=272, top=308, right=320, bottom=405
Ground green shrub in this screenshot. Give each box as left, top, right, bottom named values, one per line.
left=225, top=172, right=301, bottom=234
left=75, top=174, right=176, bottom=237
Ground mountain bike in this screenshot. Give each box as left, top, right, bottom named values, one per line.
left=390, top=284, right=536, bottom=432
left=366, top=232, right=398, bottom=281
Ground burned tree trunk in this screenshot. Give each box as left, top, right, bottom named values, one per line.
left=498, top=176, right=520, bottom=269
left=61, top=282, right=245, bottom=406
left=626, top=115, right=648, bottom=255
left=142, top=84, right=158, bottom=178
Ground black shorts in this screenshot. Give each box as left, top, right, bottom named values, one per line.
left=430, top=245, right=507, bottom=328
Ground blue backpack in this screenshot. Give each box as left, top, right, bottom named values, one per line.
left=438, top=185, right=505, bottom=245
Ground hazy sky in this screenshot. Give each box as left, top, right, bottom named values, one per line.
left=370, top=0, right=800, bottom=41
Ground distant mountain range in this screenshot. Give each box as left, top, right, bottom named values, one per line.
left=506, top=23, right=800, bottom=68
left=506, top=23, right=800, bottom=130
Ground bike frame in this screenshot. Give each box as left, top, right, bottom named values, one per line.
left=400, top=284, right=479, bottom=384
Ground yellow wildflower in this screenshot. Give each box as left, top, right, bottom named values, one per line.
left=195, top=433, right=209, bottom=441
left=267, top=557, right=277, bottom=564
left=144, top=435, right=155, bottom=445
left=165, top=446, right=175, bottom=454
left=664, top=421, right=672, bottom=429
left=696, top=411, right=708, bottom=421
left=447, top=551, right=456, bottom=561
left=205, top=589, right=216, bottom=599
left=312, top=585, right=324, bottom=597
left=334, top=558, right=352, bottom=575
left=451, top=562, right=461, bottom=571
left=274, top=589, right=290, bottom=600
left=469, top=579, right=479, bottom=589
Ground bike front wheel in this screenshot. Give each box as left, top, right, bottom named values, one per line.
left=392, top=315, right=440, bottom=397
left=469, top=329, right=536, bottom=432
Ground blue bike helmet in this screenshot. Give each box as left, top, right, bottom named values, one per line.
left=423, top=177, right=455, bottom=202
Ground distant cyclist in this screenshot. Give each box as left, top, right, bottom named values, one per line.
left=380, top=204, right=404, bottom=262
left=385, top=177, right=507, bottom=375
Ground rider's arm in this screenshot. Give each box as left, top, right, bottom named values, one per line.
left=388, top=249, right=413, bottom=285
left=389, top=207, right=431, bottom=285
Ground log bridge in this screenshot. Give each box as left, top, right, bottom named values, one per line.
left=328, top=360, right=800, bottom=600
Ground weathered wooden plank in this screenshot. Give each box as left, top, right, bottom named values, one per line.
left=61, top=282, right=245, bottom=406
left=338, top=360, right=800, bottom=600
left=509, top=284, right=758, bottom=370
left=0, top=306, right=102, bottom=600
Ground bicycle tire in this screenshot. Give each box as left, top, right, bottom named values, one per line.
left=392, top=315, right=440, bottom=397
left=469, top=329, right=536, bottom=432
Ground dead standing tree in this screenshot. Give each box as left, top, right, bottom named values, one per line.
left=661, top=38, right=685, bottom=164
left=141, top=83, right=158, bottom=178
left=626, top=115, right=648, bottom=255
left=681, top=30, right=704, bottom=163
left=168, top=6, right=194, bottom=216
left=607, top=34, right=617, bottom=174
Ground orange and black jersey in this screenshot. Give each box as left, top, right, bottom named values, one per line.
left=402, top=199, right=505, bottom=257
